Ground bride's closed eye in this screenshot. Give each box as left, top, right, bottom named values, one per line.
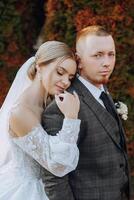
left=57, top=70, right=64, bottom=76
left=57, top=67, right=64, bottom=76
left=57, top=66, right=75, bottom=82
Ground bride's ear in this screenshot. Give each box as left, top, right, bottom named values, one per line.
left=35, top=64, right=42, bottom=81
left=35, top=64, right=41, bottom=73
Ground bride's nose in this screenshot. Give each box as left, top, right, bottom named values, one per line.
left=61, top=76, right=70, bottom=88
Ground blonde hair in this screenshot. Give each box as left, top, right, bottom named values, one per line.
left=76, top=25, right=111, bottom=43
left=28, top=41, right=75, bottom=80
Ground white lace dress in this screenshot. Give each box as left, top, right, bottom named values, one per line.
left=0, top=119, right=80, bottom=200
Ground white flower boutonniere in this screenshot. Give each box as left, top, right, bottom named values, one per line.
left=115, top=101, right=128, bottom=120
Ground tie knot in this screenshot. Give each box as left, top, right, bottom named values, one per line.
left=100, top=91, right=107, bottom=101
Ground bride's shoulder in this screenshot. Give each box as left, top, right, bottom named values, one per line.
left=9, top=105, right=39, bottom=138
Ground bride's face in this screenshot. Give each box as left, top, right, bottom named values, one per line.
left=40, top=58, right=77, bottom=95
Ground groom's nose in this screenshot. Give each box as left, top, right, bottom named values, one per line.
left=102, top=56, right=111, bottom=68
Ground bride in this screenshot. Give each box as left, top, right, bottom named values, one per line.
left=0, top=41, right=80, bottom=200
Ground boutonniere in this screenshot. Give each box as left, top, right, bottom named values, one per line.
left=115, top=101, right=128, bottom=120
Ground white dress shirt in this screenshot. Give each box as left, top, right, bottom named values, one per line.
left=78, top=75, right=105, bottom=107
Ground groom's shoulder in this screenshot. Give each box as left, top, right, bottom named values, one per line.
left=45, top=98, right=57, bottom=110
left=43, top=98, right=61, bottom=115
left=67, top=77, right=80, bottom=92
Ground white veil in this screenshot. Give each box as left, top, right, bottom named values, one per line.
left=0, top=57, right=35, bottom=170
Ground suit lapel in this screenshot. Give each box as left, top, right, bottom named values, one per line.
left=103, top=86, right=126, bottom=150
left=72, top=78, right=122, bottom=150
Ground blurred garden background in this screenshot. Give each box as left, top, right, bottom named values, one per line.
left=0, top=0, right=134, bottom=197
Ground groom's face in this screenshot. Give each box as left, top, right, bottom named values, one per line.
left=77, top=35, right=116, bottom=88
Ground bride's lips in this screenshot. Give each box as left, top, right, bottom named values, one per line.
left=55, top=85, right=65, bottom=93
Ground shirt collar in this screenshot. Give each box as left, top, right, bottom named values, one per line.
left=77, top=75, right=105, bottom=100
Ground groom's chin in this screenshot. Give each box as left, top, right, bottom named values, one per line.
left=100, top=77, right=110, bottom=85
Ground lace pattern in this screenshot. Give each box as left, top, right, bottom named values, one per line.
left=12, top=119, right=80, bottom=177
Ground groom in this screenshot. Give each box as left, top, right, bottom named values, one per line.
left=41, top=25, right=130, bottom=200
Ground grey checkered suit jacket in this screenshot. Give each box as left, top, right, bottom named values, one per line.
left=41, top=78, right=130, bottom=200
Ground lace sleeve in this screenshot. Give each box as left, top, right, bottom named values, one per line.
left=12, top=119, right=80, bottom=177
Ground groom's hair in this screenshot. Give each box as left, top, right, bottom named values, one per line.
left=76, top=25, right=111, bottom=44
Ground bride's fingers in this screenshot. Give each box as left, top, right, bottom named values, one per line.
left=73, top=91, right=79, bottom=101
left=63, top=90, right=68, bottom=94
left=73, top=91, right=78, bottom=98
left=57, top=93, right=65, bottom=98
left=56, top=91, right=79, bottom=104
left=55, top=94, right=59, bottom=102
left=55, top=94, right=64, bottom=103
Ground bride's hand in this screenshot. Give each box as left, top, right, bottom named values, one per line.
left=55, top=91, right=80, bottom=119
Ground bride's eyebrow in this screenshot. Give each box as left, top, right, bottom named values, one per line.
left=57, top=66, right=75, bottom=76
left=57, top=66, right=66, bottom=72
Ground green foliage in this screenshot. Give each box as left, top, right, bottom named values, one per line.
left=0, top=0, right=40, bottom=105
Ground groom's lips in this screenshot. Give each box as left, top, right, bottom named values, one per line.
left=99, top=71, right=111, bottom=75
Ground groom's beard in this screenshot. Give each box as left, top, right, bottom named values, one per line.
left=89, top=76, right=110, bottom=86
left=100, top=77, right=110, bottom=85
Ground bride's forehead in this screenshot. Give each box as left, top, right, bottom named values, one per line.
left=58, top=60, right=76, bottom=74
left=41, top=57, right=76, bottom=75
